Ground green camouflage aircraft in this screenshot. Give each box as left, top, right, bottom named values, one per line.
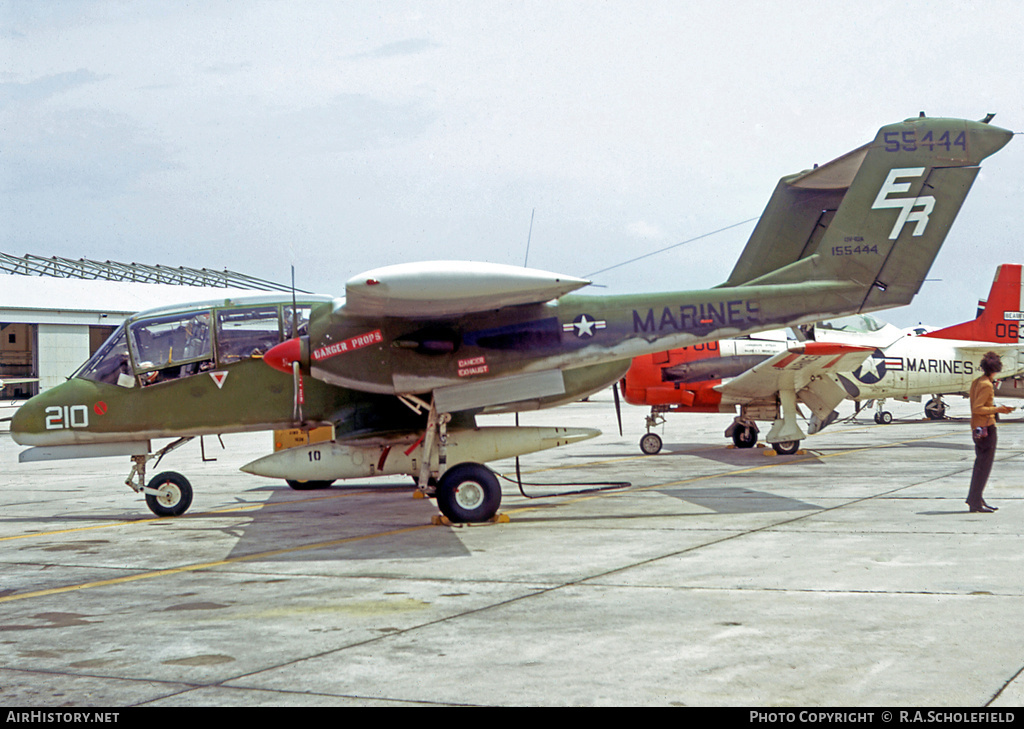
left=9, top=115, right=1012, bottom=522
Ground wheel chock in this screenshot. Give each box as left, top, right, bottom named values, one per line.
left=431, top=513, right=510, bottom=527
left=765, top=448, right=806, bottom=457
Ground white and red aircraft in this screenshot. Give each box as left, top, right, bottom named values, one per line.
left=623, top=263, right=1024, bottom=455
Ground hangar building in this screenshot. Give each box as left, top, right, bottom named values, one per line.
left=1, top=252, right=298, bottom=399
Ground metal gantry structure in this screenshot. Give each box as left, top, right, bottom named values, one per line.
left=0, top=252, right=304, bottom=292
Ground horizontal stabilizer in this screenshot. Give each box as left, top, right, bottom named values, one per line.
left=724, top=144, right=870, bottom=287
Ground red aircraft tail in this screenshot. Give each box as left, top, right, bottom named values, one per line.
left=923, top=264, right=1023, bottom=343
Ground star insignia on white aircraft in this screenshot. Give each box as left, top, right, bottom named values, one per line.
left=853, top=349, right=887, bottom=384
left=562, top=314, right=607, bottom=338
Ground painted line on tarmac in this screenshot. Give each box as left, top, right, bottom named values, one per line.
left=0, top=522, right=434, bottom=605
left=0, top=427, right=1000, bottom=606
left=0, top=489, right=378, bottom=544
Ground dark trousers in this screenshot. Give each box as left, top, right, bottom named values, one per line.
left=967, top=425, right=997, bottom=507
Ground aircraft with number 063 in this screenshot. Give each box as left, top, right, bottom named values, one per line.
left=621, top=262, right=1024, bottom=456
left=8, top=114, right=1013, bottom=523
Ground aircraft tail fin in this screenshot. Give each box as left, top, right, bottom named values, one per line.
left=923, top=263, right=1023, bottom=343
left=723, top=115, right=1013, bottom=315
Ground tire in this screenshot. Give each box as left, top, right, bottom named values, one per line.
left=878, top=411, right=893, bottom=424
left=435, top=463, right=502, bottom=523
left=924, top=399, right=946, bottom=421
left=286, top=479, right=335, bottom=490
left=772, top=440, right=800, bottom=456
left=732, top=426, right=758, bottom=449
left=639, top=432, right=663, bottom=455
left=145, top=472, right=193, bottom=517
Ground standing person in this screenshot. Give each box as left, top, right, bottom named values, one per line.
left=966, top=351, right=1015, bottom=513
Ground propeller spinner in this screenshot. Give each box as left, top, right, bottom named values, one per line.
left=264, top=336, right=306, bottom=374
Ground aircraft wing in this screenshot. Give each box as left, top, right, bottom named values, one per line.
left=714, top=343, right=874, bottom=400
left=714, top=342, right=873, bottom=431
left=954, top=343, right=1024, bottom=378
left=342, top=261, right=590, bottom=318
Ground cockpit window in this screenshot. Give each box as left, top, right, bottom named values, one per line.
left=283, top=305, right=310, bottom=339
left=129, top=311, right=214, bottom=385
left=816, top=314, right=886, bottom=334
left=76, top=324, right=133, bottom=386
left=216, top=306, right=282, bottom=364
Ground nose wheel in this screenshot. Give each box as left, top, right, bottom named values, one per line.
left=124, top=437, right=196, bottom=517
left=144, top=472, right=193, bottom=517
left=639, top=432, right=663, bottom=455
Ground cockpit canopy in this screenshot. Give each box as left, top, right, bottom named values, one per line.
left=75, top=300, right=317, bottom=388
left=815, top=314, right=887, bottom=334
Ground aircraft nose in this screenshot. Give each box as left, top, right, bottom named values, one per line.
left=9, top=397, right=38, bottom=445
left=263, top=336, right=307, bottom=374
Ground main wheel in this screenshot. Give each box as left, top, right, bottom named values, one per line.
left=732, top=426, right=758, bottom=449
left=435, top=463, right=502, bottom=523
left=772, top=440, right=800, bottom=456
left=145, top=472, right=193, bottom=517
left=639, top=432, right=663, bottom=455
left=286, top=479, right=335, bottom=490
left=924, top=398, right=946, bottom=420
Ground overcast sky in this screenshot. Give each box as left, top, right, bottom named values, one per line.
left=2, top=0, right=1022, bottom=327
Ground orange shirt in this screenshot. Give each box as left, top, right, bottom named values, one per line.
left=970, top=375, right=999, bottom=429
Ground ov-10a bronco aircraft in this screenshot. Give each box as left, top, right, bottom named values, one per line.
left=622, top=262, right=1024, bottom=455
left=9, top=115, right=1012, bottom=522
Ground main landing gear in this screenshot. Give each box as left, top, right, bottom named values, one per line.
left=924, top=396, right=947, bottom=420
left=770, top=440, right=800, bottom=455
left=730, top=422, right=759, bottom=449
left=434, top=462, right=502, bottom=524
left=403, top=395, right=503, bottom=524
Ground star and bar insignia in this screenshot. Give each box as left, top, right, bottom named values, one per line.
left=562, top=314, right=607, bottom=338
